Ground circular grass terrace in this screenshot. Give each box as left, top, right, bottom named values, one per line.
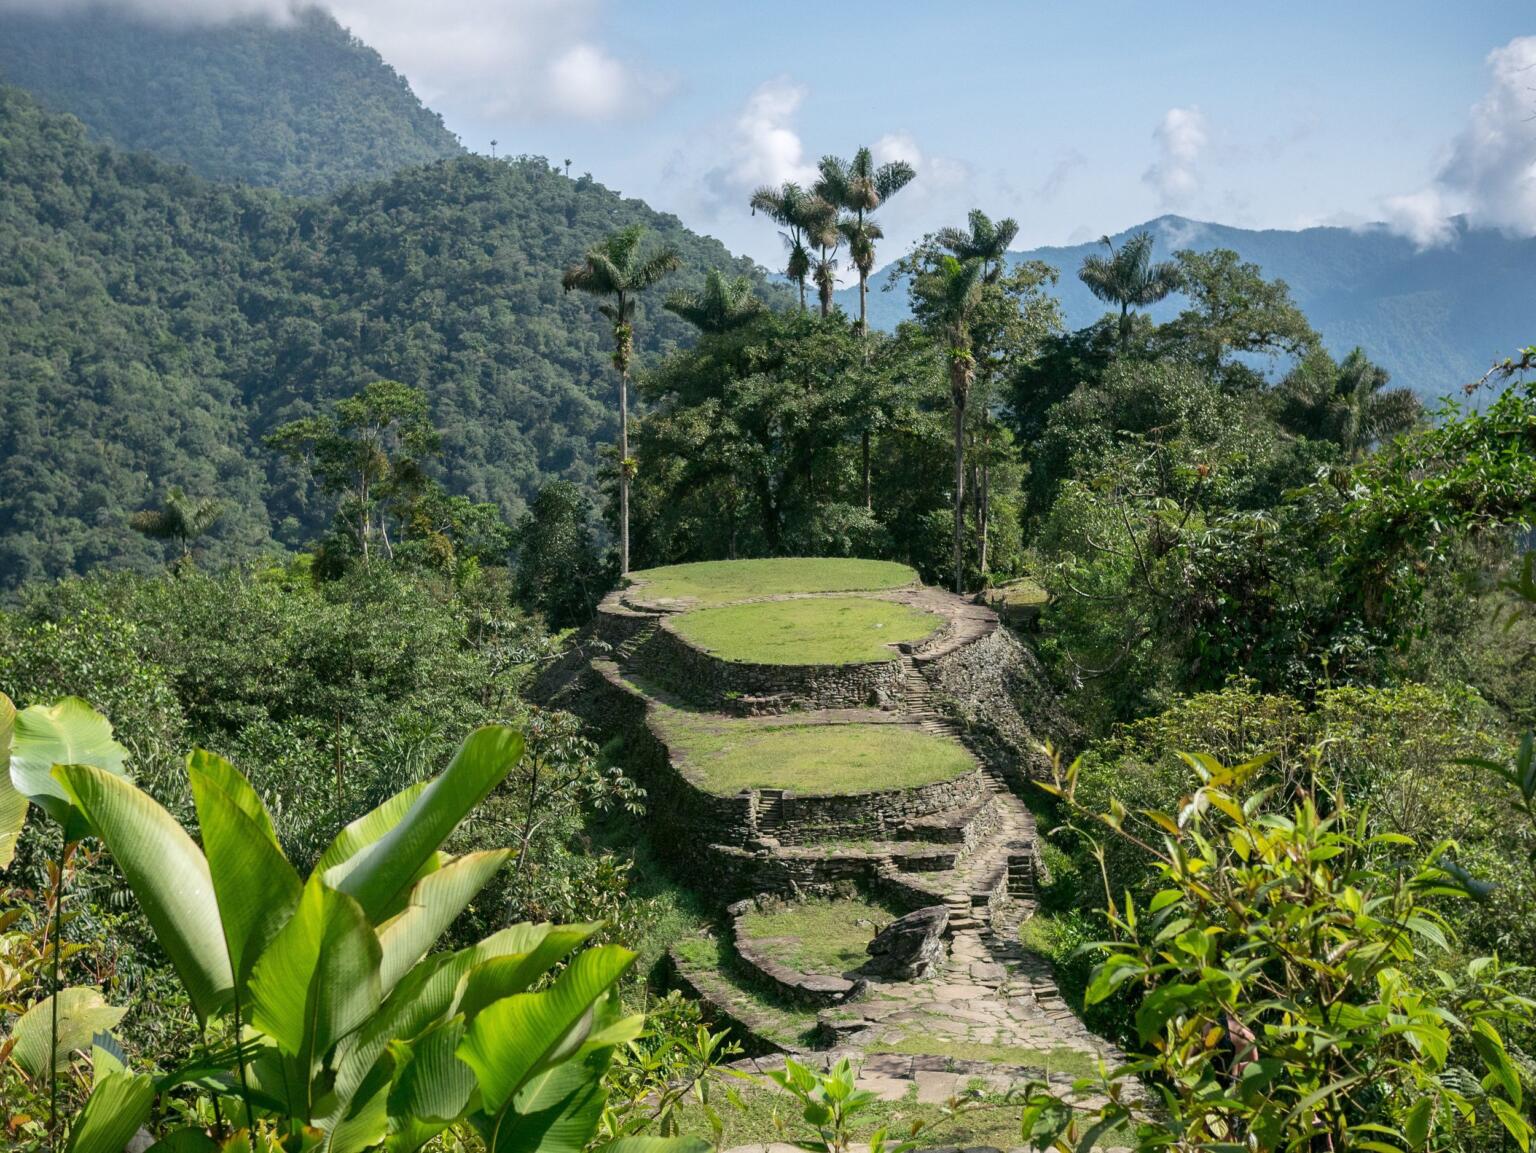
left=660, top=714, right=975, bottom=795
left=735, top=896, right=890, bottom=976
left=626, top=557, right=916, bottom=606
left=670, top=595, right=941, bottom=665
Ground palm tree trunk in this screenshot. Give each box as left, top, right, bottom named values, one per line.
left=952, top=396, right=966, bottom=595
left=619, top=364, right=631, bottom=576
left=862, top=429, right=871, bottom=511
left=858, top=272, right=868, bottom=334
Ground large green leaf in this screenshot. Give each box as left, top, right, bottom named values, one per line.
left=188, top=750, right=302, bottom=985
left=453, top=925, right=606, bottom=1025
left=330, top=922, right=596, bottom=1114
left=317, top=779, right=430, bottom=876
left=385, top=1016, right=476, bottom=1152
left=0, top=692, right=24, bottom=870
left=332, top=726, right=524, bottom=921
left=54, top=763, right=233, bottom=1020
left=8, top=986, right=127, bottom=1078
left=64, top=1046, right=155, bottom=1153
left=457, top=944, right=635, bottom=1113
left=377, top=849, right=512, bottom=993
left=13, top=698, right=129, bottom=838
left=247, top=874, right=382, bottom=1069
left=479, top=1048, right=613, bottom=1153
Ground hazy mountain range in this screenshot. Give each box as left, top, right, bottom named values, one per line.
left=838, top=215, right=1533, bottom=398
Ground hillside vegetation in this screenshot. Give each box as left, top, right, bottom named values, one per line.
left=0, top=85, right=773, bottom=588
left=0, top=6, right=461, bottom=195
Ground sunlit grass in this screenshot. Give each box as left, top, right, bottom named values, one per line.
left=661, top=713, right=975, bottom=795
left=736, top=896, right=890, bottom=974
left=671, top=595, right=940, bottom=664
left=627, top=557, right=916, bottom=605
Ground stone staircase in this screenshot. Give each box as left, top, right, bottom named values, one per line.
left=611, top=620, right=658, bottom=664
left=755, top=788, right=786, bottom=835
left=896, top=651, right=962, bottom=738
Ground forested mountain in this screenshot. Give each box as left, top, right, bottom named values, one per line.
left=0, top=85, right=773, bottom=588
left=0, top=6, right=461, bottom=195
left=844, top=214, right=1534, bottom=397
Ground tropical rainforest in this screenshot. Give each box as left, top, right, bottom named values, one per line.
left=3, top=10, right=1536, bottom=1153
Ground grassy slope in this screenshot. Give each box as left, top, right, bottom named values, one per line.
left=627, top=558, right=916, bottom=605
left=671, top=596, right=940, bottom=664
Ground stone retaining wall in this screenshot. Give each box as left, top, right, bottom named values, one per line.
left=764, top=769, right=989, bottom=846
left=629, top=618, right=905, bottom=712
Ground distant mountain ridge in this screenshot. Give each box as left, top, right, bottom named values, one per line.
left=0, top=5, right=462, bottom=195
left=841, top=215, right=1534, bottom=398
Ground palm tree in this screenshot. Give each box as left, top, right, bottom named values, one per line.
left=129, top=487, right=222, bottom=562
left=913, top=253, right=987, bottom=593
left=562, top=225, right=682, bottom=576
left=750, top=182, right=834, bottom=312
left=936, top=209, right=1018, bottom=281
left=817, top=148, right=916, bottom=332
left=1282, top=347, right=1422, bottom=461
left=936, top=210, right=1019, bottom=576
left=663, top=269, right=765, bottom=334
left=1077, top=230, right=1181, bottom=343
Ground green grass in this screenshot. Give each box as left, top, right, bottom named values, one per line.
left=671, top=595, right=940, bottom=664
left=667, top=1079, right=1052, bottom=1151
left=736, top=897, right=890, bottom=975
left=627, top=557, right=916, bottom=605
left=868, top=1034, right=1102, bottom=1078
left=658, top=711, right=975, bottom=794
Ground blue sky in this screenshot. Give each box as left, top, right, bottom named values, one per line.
left=380, top=0, right=1534, bottom=265
left=32, top=0, right=1532, bottom=266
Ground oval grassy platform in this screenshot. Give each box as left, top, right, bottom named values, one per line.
left=665, top=717, right=975, bottom=795
left=627, top=557, right=916, bottom=606
left=735, top=896, right=890, bottom=976
left=671, top=595, right=941, bottom=665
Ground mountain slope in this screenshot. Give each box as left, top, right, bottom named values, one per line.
left=0, top=6, right=461, bottom=196
left=0, top=85, right=775, bottom=587
left=844, top=215, right=1534, bottom=397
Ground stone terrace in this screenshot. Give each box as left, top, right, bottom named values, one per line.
left=534, top=562, right=1118, bottom=1100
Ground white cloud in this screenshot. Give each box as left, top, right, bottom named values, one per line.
left=1143, top=105, right=1208, bottom=210
left=1385, top=35, right=1536, bottom=246
left=718, top=77, right=819, bottom=193
left=0, top=0, right=672, bottom=123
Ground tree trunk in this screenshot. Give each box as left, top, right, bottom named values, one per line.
left=858, top=271, right=868, bottom=334
left=619, top=364, right=630, bottom=576
left=862, top=429, right=871, bottom=511
left=980, top=447, right=991, bottom=576
left=952, top=393, right=966, bottom=595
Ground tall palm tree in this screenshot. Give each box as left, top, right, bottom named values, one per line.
left=562, top=225, right=681, bottom=576
left=936, top=209, right=1019, bottom=281
left=913, top=253, right=987, bottom=593
left=936, top=210, right=1019, bottom=576
left=750, top=182, right=833, bottom=312
left=663, top=269, right=765, bottom=334
left=817, top=147, right=916, bottom=332
left=129, top=486, right=222, bottom=562
left=1077, top=230, right=1181, bottom=343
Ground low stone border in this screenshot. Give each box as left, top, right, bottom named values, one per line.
left=727, top=897, right=861, bottom=1009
